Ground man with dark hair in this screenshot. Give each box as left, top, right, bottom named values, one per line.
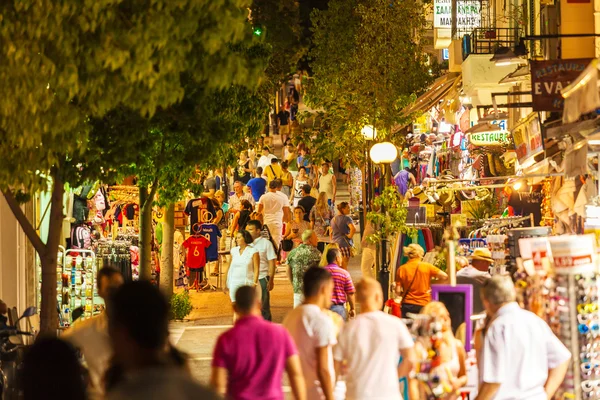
left=297, top=184, right=316, bottom=222
left=323, top=248, right=356, bottom=321
left=106, top=281, right=217, bottom=399
left=245, top=219, right=277, bottom=321
left=247, top=167, right=267, bottom=202
left=257, top=179, right=291, bottom=248
left=64, top=267, right=124, bottom=399
left=211, top=286, right=305, bottom=400
left=283, top=267, right=336, bottom=400
left=287, top=230, right=321, bottom=308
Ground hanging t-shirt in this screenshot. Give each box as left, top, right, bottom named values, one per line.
left=199, top=223, right=222, bottom=262
left=183, top=236, right=211, bottom=270
left=185, top=197, right=217, bottom=233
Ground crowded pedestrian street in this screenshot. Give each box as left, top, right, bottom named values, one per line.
left=2, top=0, right=600, bottom=399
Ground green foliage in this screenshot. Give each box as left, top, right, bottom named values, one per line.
left=170, top=291, right=194, bottom=320
left=301, top=0, right=433, bottom=163
left=366, top=186, right=414, bottom=244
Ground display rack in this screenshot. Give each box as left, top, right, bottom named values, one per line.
left=59, top=249, right=101, bottom=327
left=36, top=246, right=66, bottom=319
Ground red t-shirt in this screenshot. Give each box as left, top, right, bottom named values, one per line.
left=183, top=236, right=211, bottom=270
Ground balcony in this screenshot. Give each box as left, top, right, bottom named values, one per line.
left=461, top=28, right=520, bottom=60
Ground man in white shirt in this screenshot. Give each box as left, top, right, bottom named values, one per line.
left=257, top=146, right=277, bottom=172
left=476, top=275, right=571, bottom=400
left=334, top=278, right=415, bottom=400
left=63, top=267, right=124, bottom=399
left=283, top=267, right=336, bottom=400
left=257, top=179, right=291, bottom=248
left=246, top=219, right=277, bottom=321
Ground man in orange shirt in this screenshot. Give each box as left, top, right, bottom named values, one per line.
left=395, top=243, right=448, bottom=316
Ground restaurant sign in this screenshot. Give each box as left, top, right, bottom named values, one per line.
left=468, top=130, right=510, bottom=146
left=530, top=59, right=592, bottom=111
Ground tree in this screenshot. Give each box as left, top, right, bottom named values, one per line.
left=300, top=0, right=433, bottom=163
left=0, top=0, right=262, bottom=334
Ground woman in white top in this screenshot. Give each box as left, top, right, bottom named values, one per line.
left=225, top=230, right=260, bottom=315
left=409, top=301, right=467, bottom=400
left=293, top=166, right=309, bottom=207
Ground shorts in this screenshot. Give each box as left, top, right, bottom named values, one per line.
left=340, top=246, right=352, bottom=258
left=280, top=125, right=290, bottom=135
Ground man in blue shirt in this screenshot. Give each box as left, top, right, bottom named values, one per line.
left=247, top=167, right=267, bottom=202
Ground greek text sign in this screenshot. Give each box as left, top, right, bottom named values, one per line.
left=434, top=0, right=481, bottom=29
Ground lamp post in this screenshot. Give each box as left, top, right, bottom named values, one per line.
left=361, top=126, right=377, bottom=236
left=369, top=141, right=398, bottom=303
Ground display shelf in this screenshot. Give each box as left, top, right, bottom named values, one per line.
left=59, top=249, right=100, bottom=327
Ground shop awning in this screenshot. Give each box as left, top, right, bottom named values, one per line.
left=561, top=59, right=600, bottom=124
left=397, top=72, right=462, bottom=122
left=498, top=65, right=530, bottom=85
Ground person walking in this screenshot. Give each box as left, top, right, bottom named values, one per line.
left=475, top=275, right=571, bottom=400
left=265, top=158, right=283, bottom=185
left=257, top=146, right=277, bottom=172
left=234, top=151, right=253, bottom=185
left=283, top=267, right=337, bottom=400
left=257, top=179, right=291, bottom=249
left=225, top=231, right=260, bottom=322
left=211, top=286, right=306, bottom=400
left=293, top=167, right=310, bottom=207
left=360, top=218, right=377, bottom=279
left=334, top=278, right=416, bottom=400
left=456, top=247, right=493, bottom=314
left=229, top=181, right=255, bottom=213
left=317, top=162, right=336, bottom=206
left=323, top=248, right=356, bottom=321
left=395, top=244, right=448, bottom=316
left=247, top=167, right=267, bottom=202
left=287, top=230, right=322, bottom=307
left=330, top=202, right=356, bottom=270
left=106, top=281, right=218, bottom=399
left=277, top=104, right=291, bottom=142
left=310, top=192, right=334, bottom=253
left=284, top=206, right=311, bottom=249
left=281, top=161, right=294, bottom=198
left=286, top=143, right=299, bottom=178
left=246, top=220, right=278, bottom=321
left=63, top=267, right=124, bottom=399
left=298, top=183, right=316, bottom=221
left=393, top=167, right=416, bottom=197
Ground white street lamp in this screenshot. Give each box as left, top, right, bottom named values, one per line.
left=369, top=142, right=398, bottom=164
left=361, top=125, right=377, bottom=141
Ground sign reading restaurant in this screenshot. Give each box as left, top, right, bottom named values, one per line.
left=434, top=0, right=481, bottom=29
left=468, top=130, right=510, bottom=146
left=530, top=59, right=592, bottom=111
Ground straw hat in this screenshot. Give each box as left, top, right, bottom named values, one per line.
left=471, top=247, right=494, bottom=263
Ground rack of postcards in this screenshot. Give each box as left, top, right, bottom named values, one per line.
left=56, top=249, right=101, bottom=327
left=36, top=246, right=67, bottom=318
left=517, top=234, right=599, bottom=400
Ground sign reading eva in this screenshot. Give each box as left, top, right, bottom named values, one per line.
left=530, top=59, right=592, bottom=111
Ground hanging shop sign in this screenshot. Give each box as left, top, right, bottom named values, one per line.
left=548, top=234, right=596, bottom=274
left=512, top=113, right=543, bottom=164
left=518, top=237, right=551, bottom=271
left=530, top=59, right=592, bottom=111
left=433, top=0, right=481, bottom=29
left=468, top=130, right=510, bottom=146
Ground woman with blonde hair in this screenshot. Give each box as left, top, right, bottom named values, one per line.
left=310, top=191, right=334, bottom=252
left=409, top=302, right=467, bottom=400
left=395, top=243, right=448, bottom=316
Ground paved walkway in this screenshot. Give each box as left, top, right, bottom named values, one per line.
left=171, top=131, right=364, bottom=386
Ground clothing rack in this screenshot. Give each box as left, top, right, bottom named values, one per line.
left=480, top=215, right=532, bottom=229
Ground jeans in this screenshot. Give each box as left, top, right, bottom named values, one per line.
left=259, top=277, right=272, bottom=321
left=330, top=304, right=347, bottom=321
left=293, top=293, right=304, bottom=308
left=401, top=302, right=423, bottom=318
left=361, top=247, right=376, bottom=278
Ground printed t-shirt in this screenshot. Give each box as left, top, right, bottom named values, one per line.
left=212, top=315, right=297, bottom=400
left=185, top=197, right=217, bottom=232
left=283, top=304, right=336, bottom=399
left=395, top=258, right=441, bottom=306
left=332, top=214, right=353, bottom=247
left=199, top=223, right=222, bottom=262
left=246, top=177, right=267, bottom=202
left=334, top=311, right=414, bottom=400
left=183, top=236, right=211, bottom=270
left=324, top=263, right=355, bottom=305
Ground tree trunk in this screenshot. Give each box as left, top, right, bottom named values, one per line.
left=159, top=204, right=175, bottom=299
left=139, top=188, right=154, bottom=281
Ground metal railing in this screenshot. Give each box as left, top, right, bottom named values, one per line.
left=461, top=27, right=520, bottom=59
